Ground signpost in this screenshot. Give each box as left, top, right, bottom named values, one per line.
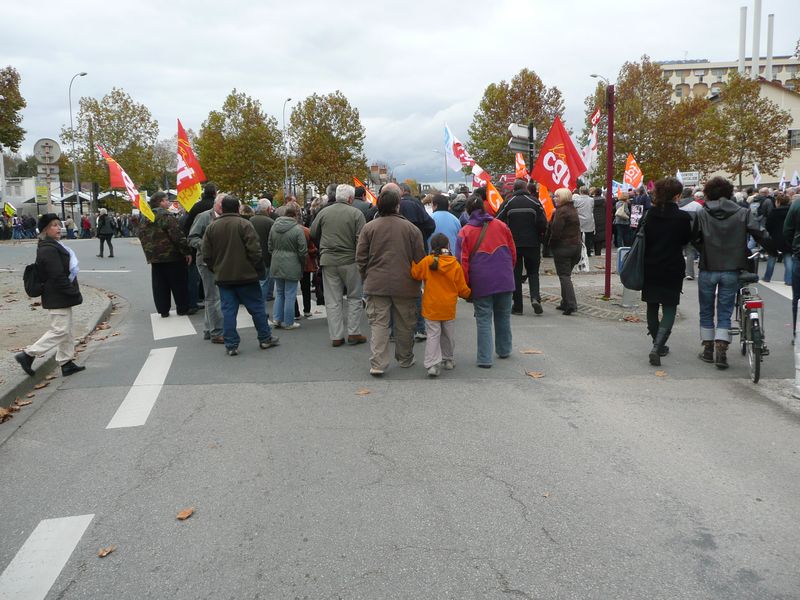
left=507, top=123, right=536, bottom=170
left=681, top=171, right=700, bottom=187
left=33, top=138, right=62, bottom=215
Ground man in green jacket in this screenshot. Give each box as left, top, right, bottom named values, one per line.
left=202, top=196, right=279, bottom=356
left=310, top=184, right=367, bottom=347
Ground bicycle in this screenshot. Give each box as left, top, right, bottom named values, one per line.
left=731, top=269, right=769, bottom=383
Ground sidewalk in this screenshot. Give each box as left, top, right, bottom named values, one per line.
left=0, top=271, right=113, bottom=410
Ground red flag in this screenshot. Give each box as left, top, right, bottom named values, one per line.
left=176, top=119, right=205, bottom=211
left=531, top=116, right=586, bottom=192
left=353, top=176, right=377, bottom=205
left=515, top=153, right=528, bottom=179
left=485, top=181, right=503, bottom=216
left=97, top=145, right=154, bottom=222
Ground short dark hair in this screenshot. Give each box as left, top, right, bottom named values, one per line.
left=326, top=184, right=337, bottom=202
left=653, top=177, right=683, bottom=208
left=202, top=182, right=217, bottom=199
left=513, top=179, right=527, bottom=192
left=472, top=186, right=487, bottom=200
left=704, top=177, right=734, bottom=202
left=400, top=182, right=412, bottom=195
left=377, top=188, right=400, bottom=216
left=149, top=191, right=167, bottom=208
left=354, top=186, right=365, bottom=199
left=432, top=194, right=449, bottom=212
left=221, top=195, right=241, bottom=214
left=430, top=233, right=450, bottom=254
left=465, top=194, right=484, bottom=215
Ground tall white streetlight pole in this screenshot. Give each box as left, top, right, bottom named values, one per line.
left=68, top=72, right=87, bottom=215
left=432, top=149, right=447, bottom=190
left=282, top=97, right=291, bottom=198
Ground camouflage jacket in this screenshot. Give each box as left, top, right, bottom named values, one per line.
left=137, top=208, right=191, bottom=264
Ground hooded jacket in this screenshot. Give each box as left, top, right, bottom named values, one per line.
left=268, top=216, right=308, bottom=281
left=411, top=253, right=471, bottom=321
left=455, top=211, right=516, bottom=298
left=693, top=197, right=769, bottom=271
left=36, top=238, right=83, bottom=309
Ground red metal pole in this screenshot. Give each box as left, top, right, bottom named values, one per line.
left=604, top=84, right=615, bottom=299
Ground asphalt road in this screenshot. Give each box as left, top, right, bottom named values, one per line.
left=0, top=236, right=799, bottom=599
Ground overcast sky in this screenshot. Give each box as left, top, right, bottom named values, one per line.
left=3, top=0, right=797, bottom=185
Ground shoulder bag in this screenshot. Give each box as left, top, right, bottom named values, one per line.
left=619, top=212, right=648, bottom=290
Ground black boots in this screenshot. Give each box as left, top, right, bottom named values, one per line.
left=649, top=329, right=670, bottom=366
left=15, top=351, right=35, bottom=376
left=714, top=341, right=729, bottom=369
left=699, top=341, right=714, bottom=363
left=61, top=361, right=86, bottom=377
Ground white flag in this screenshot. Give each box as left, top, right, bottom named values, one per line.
left=444, top=124, right=474, bottom=173
left=676, top=170, right=683, bottom=184
left=791, top=170, right=800, bottom=187
left=753, top=164, right=761, bottom=186
left=779, top=169, right=787, bottom=191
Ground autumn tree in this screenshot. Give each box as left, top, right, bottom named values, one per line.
left=60, top=87, right=160, bottom=190
left=467, top=68, right=564, bottom=176
left=195, top=90, right=283, bottom=199
left=289, top=91, right=367, bottom=194
left=0, top=67, right=26, bottom=153
left=695, top=72, right=792, bottom=186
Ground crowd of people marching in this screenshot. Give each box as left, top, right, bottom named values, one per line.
left=13, top=177, right=800, bottom=380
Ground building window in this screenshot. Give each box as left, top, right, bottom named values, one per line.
left=675, top=86, right=683, bottom=98
left=790, top=130, right=800, bottom=150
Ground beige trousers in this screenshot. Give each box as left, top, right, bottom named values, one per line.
left=25, top=307, right=76, bottom=365
left=423, top=319, right=455, bottom=368
left=365, top=295, right=417, bottom=370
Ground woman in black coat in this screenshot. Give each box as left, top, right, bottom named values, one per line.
left=642, top=177, right=692, bottom=366
left=591, top=189, right=606, bottom=255
left=15, top=214, right=86, bottom=378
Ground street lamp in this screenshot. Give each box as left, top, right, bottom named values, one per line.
left=282, top=97, right=291, bottom=198
left=68, top=71, right=87, bottom=216
left=591, top=73, right=615, bottom=299
left=392, top=162, right=406, bottom=182
left=432, top=149, right=447, bottom=190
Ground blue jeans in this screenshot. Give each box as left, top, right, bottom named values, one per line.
left=187, top=262, right=200, bottom=309
left=472, top=292, right=513, bottom=366
left=218, top=283, right=273, bottom=350
left=763, top=254, right=793, bottom=284
left=273, top=278, right=299, bottom=326
left=697, top=270, right=738, bottom=342
left=792, top=259, right=800, bottom=334
left=260, top=274, right=274, bottom=302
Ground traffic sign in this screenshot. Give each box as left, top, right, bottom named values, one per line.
left=33, top=138, right=61, bottom=163
left=508, top=123, right=529, bottom=138
left=508, top=138, right=533, bottom=153
left=37, top=164, right=60, bottom=176
left=681, top=171, right=700, bottom=186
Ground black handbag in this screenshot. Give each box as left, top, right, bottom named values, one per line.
left=619, top=212, right=648, bottom=291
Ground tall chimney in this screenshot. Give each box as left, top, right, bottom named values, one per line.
left=765, top=13, right=774, bottom=81
left=739, top=6, right=747, bottom=74
left=751, top=0, right=762, bottom=79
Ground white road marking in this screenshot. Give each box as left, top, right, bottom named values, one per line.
left=150, top=311, right=196, bottom=340
left=0, top=514, right=94, bottom=600
left=760, top=280, right=793, bottom=301
left=83, top=269, right=132, bottom=273
left=106, top=347, right=177, bottom=429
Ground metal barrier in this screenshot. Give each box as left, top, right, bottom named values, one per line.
left=617, top=247, right=639, bottom=309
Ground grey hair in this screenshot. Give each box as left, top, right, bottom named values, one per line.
left=256, top=198, right=272, bottom=214
left=335, top=184, right=355, bottom=203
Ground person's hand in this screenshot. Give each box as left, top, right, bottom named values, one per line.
left=185, top=255, right=193, bottom=266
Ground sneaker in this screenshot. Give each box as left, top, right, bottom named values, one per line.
left=531, top=300, right=543, bottom=315
left=427, top=364, right=441, bottom=377
left=442, top=359, right=455, bottom=370
left=203, top=331, right=211, bottom=340
left=259, top=337, right=280, bottom=349
left=269, top=320, right=282, bottom=328
left=282, top=322, right=301, bottom=330
left=303, top=312, right=312, bottom=318
left=685, top=275, right=695, bottom=281
left=511, top=308, right=523, bottom=316
left=414, top=331, right=427, bottom=341
left=369, top=367, right=384, bottom=376
left=226, top=347, right=239, bottom=356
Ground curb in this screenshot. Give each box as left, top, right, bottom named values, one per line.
left=0, top=286, right=113, bottom=410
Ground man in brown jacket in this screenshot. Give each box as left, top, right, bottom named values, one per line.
left=202, top=196, right=279, bottom=356
left=356, top=187, right=425, bottom=375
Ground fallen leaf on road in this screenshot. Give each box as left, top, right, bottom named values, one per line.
left=0, top=407, right=12, bottom=423
left=33, top=382, right=49, bottom=390
left=655, top=371, right=667, bottom=377
left=177, top=507, right=194, bottom=520
left=356, top=388, right=371, bottom=396
left=97, top=545, right=116, bottom=558
left=111, top=332, right=120, bottom=337
left=76, top=346, right=86, bottom=353
left=96, top=322, right=110, bottom=330
left=623, top=315, right=641, bottom=323
left=520, top=349, right=543, bottom=355
left=542, top=491, right=551, bottom=498
left=14, top=399, right=32, bottom=407
left=7, top=404, right=19, bottom=412
left=25, top=392, right=35, bottom=398
left=29, top=301, right=41, bottom=307
left=525, top=371, right=545, bottom=379
left=45, top=374, right=56, bottom=380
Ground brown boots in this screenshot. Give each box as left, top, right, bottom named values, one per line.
left=714, top=341, right=729, bottom=369
left=699, top=341, right=714, bottom=363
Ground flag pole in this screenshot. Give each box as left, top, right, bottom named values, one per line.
left=603, top=84, right=615, bottom=299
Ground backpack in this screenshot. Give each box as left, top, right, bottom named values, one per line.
left=23, top=263, right=44, bottom=297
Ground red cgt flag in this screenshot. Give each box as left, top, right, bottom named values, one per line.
left=623, top=153, right=643, bottom=190
left=531, top=116, right=586, bottom=192
left=485, top=181, right=504, bottom=217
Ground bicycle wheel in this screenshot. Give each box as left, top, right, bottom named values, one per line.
left=747, top=323, right=762, bottom=384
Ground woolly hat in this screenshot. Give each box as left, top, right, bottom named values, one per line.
left=37, top=213, right=60, bottom=232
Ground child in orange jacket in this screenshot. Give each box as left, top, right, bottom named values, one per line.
left=411, top=233, right=471, bottom=377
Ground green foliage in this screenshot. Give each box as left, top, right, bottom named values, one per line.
left=0, top=67, right=26, bottom=152
left=195, top=89, right=283, bottom=199
left=403, top=179, right=420, bottom=196
left=59, top=87, right=160, bottom=191
left=289, top=91, right=367, bottom=194
left=467, top=68, right=564, bottom=176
